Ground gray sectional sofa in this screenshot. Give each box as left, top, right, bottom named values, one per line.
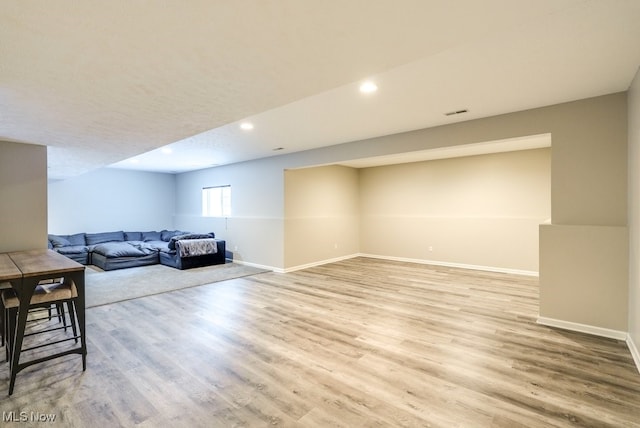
left=47, top=230, right=226, bottom=270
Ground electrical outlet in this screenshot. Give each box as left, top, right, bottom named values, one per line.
left=428, top=246, right=433, bottom=252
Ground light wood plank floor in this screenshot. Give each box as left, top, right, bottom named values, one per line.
left=1, top=257, right=639, bottom=427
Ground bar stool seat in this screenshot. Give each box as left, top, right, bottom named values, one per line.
left=2, top=279, right=79, bottom=394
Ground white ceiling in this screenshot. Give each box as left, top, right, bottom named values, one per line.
left=1, top=1, right=639, bottom=179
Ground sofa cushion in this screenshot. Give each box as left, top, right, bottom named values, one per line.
left=143, top=240, right=171, bottom=253
left=48, top=235, right=70, bottom=248
left=55, top=245, right=89, bottom=255
left=92, top=242, right=154, bottom=258
left=66, top=233, right=87, bottom=246
left=49, top=233, right=86, bottom=247
left=142, top=231, right=162, bottom=242
left=161, top=230, right=187, bottom=241
left=124, top=231, right=143, bottom=241
left=86, top=231, right=125, bottom=245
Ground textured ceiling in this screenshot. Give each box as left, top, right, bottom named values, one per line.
left=1, top=1, right=639, bottom=179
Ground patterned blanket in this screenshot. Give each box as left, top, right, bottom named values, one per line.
left=177, top=238, right=218, bottom=258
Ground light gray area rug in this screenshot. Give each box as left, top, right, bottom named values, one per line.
left=85, top=262, right=268, bottom=307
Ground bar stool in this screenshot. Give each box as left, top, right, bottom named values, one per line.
left=1, top=280, right=70, bottom=348
left=2, top=278, right=79, bottom=394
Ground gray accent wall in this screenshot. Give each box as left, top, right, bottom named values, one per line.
left=175, top=156, right=287, bottom=269
left=48, top=168, right=176, bottom=234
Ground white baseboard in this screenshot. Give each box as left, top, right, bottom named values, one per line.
left=232, top=259, right=279, bottom=272
left=536, top=316, right=628, bottom=341
left=359, top=253, right=539, bottom=277
left=233, top=254, right=359, bottom=273
left=627, top=334, right=640, bottom=374
left=280, top=254, right=359, bottom=273
left=537, top=318, right=640, bottom=373
left=238, top=253, right=540, bottom=276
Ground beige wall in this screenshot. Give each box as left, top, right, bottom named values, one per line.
left=282, top=93, right=628, bottom=333
left=547, top=98, right=628, bottom=226
left=0, top=141, right=48, bottom=252
left=537, top=93, right=628, bottom=333
left=284, top=149, right=550, bottom=273
left=284, top=165, right=360, bottom=269
left=360, top=148, right=550, bottom=272
left=540, top=224, right=628, bottom=331
left=629, top=67, right=640, bottom=350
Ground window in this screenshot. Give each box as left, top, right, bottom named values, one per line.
left=202, top=185, right=231, bottom=217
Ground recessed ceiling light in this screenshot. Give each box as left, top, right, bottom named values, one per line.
left=129, top=159, right=140, bottom=164
left=161, top=147, right=173, bottom=154
left=359, top=81, right=378, bottom=94
left=240, top=122, right=254, bottom=130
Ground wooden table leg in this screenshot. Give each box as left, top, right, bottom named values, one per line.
left=71, top=271, right=87, bottom=370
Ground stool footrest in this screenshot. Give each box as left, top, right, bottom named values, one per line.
left=24, top=325, right=72, bottom=338
left=21, top=335, right=81, bottom=353
left=15, top=347, right=84, bottom=375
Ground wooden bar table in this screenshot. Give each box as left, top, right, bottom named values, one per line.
left=0, top=253, right=22, bottom=283
left=6, top=249, right=86, bottom=395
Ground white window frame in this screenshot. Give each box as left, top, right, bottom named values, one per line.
left=202, top=185, right=231, bottom=217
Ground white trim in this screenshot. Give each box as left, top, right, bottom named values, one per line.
left=627, top=334, right=640, bottom=374
left=232, top=259, right=279, bottom=273
left=536, top=316, right=627, bottom=340
left=236, top=253, right=540, bottom=276
left=359, top=253, right=539, bottom=277
left=281, top=254, right=359, bottom=273
left=233, top=254, right=359, bottom=273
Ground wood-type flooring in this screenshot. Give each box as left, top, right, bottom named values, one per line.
left=1, top=257, right=639, bottom=427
